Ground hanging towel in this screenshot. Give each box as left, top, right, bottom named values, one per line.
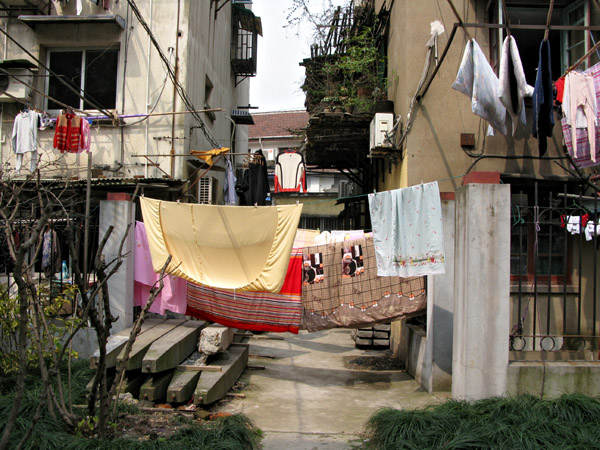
left=134, top=221, right=187, bottom=315
left=186, top=249, right=303, bottom=334
left=532, top=39, right=554, bottom=156
left=452, top=39, right=507, bottom=135
left=498, top=36, right=534, bottom=136
left=300, top=235, right=426, bottom=332
left=140, top=197, right=302, bottom=293
left=562, top=62, right=600, bottom=167
left=274, top=151, right=306, bottom=193
left=368, top=182, right=445, bottom=277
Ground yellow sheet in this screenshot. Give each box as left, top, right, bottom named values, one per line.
left=140, top=197, right=302, bottom=293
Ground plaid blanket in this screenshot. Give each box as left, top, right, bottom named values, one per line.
left=562, top=62, right=600, bottom=168
left=301, top=235, right=426, bottom=332
left=186, top=249, right=302, bottom=333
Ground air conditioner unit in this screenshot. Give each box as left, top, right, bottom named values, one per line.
left=369, top=112, right=394, bottom=151
left=0, top=68, right=34, bottom=102
left=197, top=176, right=218, bottom=204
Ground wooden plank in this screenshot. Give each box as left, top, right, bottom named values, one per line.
left=116, top=319, right=186, bottom=371
left=193, top=344, right=249, bottom=405
left=90, top=318, right=165, bottom=369
left=142, top=320, right=207, bottom=373
left=167, top=369, right=202, bottom=404
left=139, top=371, right=175, bottom=402
left=176, top=364, right=222, bottom=372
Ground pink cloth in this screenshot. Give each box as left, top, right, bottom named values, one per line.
left=134, top=221, right=187, bottom=315
left=79, top=119, right=90, bottom=153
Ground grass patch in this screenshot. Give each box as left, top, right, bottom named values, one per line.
left=364, top=394, right=600, bottom=449
left=0, top=360, right=261, bottom=449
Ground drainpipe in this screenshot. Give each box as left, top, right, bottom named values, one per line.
left=144, top=0, right=153, bottom=178
left=0, top=15, right=7, bottom=166
left=170, top=0, right=181, bottom=179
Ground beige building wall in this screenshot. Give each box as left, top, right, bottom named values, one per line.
left=376, top=0, right=574, bottom=194
left=0, top=0, right=248, bottom=184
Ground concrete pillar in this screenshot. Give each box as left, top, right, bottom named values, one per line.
left=452, top=184, right=510, bottom=400
left=426, top=194, right=455, bottom=392
left=99, top=198, right=135, bottom=334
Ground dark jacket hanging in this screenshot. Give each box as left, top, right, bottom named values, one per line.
left=532, top=39, right=554, bottom=156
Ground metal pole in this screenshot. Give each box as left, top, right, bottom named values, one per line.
left=83, top=152, right=92, bottom=286
left=170, top=0, right=181, bottom=179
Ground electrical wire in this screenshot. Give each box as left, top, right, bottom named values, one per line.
left=126, top=0, right=220, bottom=149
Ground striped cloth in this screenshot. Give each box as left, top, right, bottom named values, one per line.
left=186, top=249, right=302, bottom=333
left=562, top=62, right=600, bottom=168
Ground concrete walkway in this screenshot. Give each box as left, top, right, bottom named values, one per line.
left=214, top=328, right=446, bottom=449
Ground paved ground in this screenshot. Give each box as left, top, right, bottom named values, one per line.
left=214, top=328, right=447, bottom=449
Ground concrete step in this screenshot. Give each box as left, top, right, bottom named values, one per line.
left=194, top=343, right=249, bottom=405
left=142, top=320, right=207, bottom=373
left=117, top=319, right=186, bottom=370
left=90, top=318, right=165, bottom=369
left=139, top=371, right=175, bottom=402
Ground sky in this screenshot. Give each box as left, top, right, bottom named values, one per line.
left=249, top=0, right=345, bottom=113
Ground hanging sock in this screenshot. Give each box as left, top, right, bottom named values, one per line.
left=532, top=39, right=555, bottom=156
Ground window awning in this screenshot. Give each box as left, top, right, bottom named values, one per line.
left=18, top=14, right=126, bottom=30
left=233, top=5, right=262, bottom=36
left=231, top=109, right=255, bottom=125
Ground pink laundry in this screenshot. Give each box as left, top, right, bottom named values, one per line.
left=134, top=221, right=187, bottom=315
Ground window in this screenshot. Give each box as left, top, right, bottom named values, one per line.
left=488, top=1, right=596, bottom=86
left=510, top=187, right=572, bottom=284
left=46, top=48, right=119, bottom=111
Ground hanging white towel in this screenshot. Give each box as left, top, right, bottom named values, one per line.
left=498, top=36, right=534, bottom=136
left=452, top=39, right=507, bottom=135
left=368, top=182, right=445, bottom=277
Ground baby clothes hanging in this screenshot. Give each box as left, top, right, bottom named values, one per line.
left=452, top=39, right=507, bottom=135
left=53, top=112, right=83, bottom=153
left=498, top=35, right=534, bottom=136
left=12, top=109, right=40, bottom=174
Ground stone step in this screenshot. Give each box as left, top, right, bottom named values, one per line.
left=142, top=320, right=207, bottom=373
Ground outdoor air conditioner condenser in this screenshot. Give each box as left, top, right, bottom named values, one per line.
left=369, top=113, right=394, bottom=151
